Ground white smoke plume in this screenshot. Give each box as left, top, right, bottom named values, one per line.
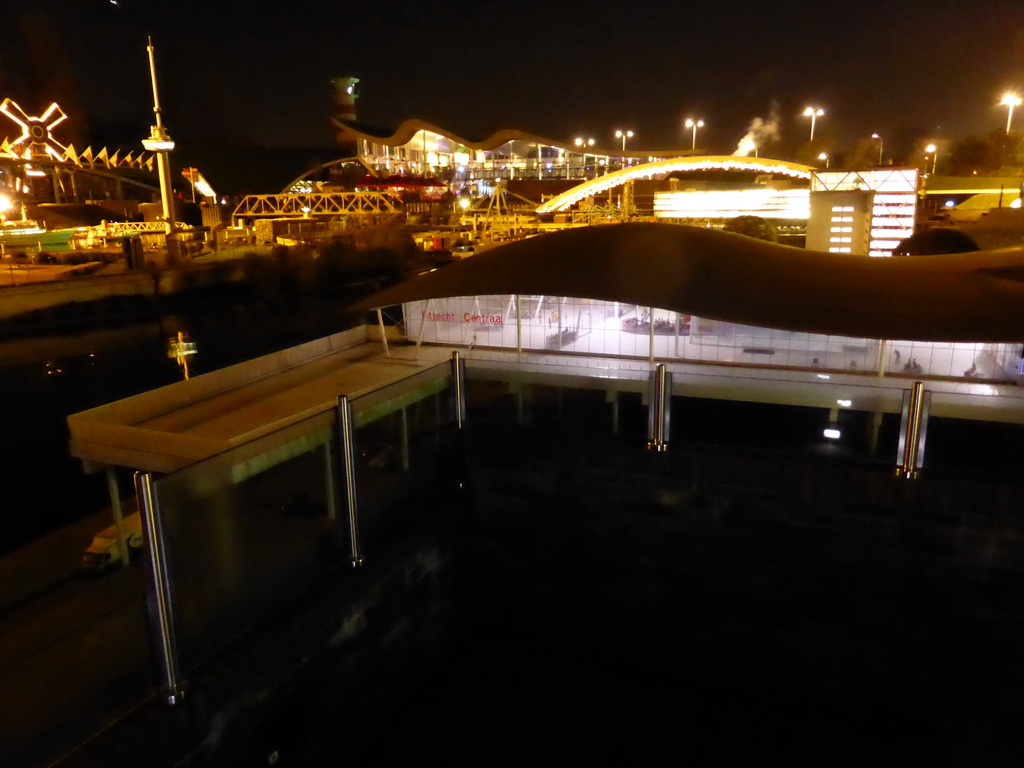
left=733, top=105, right=781, bottom=157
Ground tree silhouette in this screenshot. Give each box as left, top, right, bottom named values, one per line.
left=948, top=130, right=1024, bottom=175
left=722, top=215, right=778, bottom=243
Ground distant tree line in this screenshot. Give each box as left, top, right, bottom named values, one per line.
left=945, top=130, right=1024, bottom=176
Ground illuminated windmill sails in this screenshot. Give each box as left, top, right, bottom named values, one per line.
left=0, top=99, right=69, bottom=161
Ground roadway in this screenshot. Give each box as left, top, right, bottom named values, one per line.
left=0, top=520, right=152, bottom=767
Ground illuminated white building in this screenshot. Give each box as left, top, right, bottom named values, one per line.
left=806, top=169, right=919, bottom=257
left=331, top=118, right=688, bottom=194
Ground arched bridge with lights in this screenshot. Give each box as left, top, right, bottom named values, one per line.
left=535, top=155, right=815, bottom=213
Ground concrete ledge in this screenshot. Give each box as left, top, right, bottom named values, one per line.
left=68, top=328, right=458, bottom=474
left=69, top=327, right=373, bottom=471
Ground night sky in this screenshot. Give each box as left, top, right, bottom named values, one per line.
left=3, top=0, right=1024, bottom=178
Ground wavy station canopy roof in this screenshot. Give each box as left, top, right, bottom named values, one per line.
left=361, top=223, right=1024, bottom=343
left=334, top=118, right=691, bottom=159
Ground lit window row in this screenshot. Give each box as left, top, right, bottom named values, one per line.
left=831, top=205, right=855, bottom=212
left=829, top=247, right=852, bottom=253
left=829, top=236, right=853, bottom=243
left=831, top=216, right=854, bottom=222
left=872, top=220, right=915, bottom=229
left=830, top=226, right=853, bottom=233
left=872, top=211, right=915, bottom=219
left=871, top=228, right=913, bottom=239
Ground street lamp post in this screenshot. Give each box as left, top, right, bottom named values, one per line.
left=925, top=143, right=939, bottom=175
left=615, top=129, right=634, bottom=167
left=871, top=133, right=884, bottom=165
left=803, top=106, right=824, bottom=142
left=1001, top=93, right=1022, bottom=134
left=684, top=118, right=704, bottom=151
left=141, top=37, right=179, bottom=263
left=818, top=152, right=829, bottom=169
left=574, top=136, right=595, bottom=178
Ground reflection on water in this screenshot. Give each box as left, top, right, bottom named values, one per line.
left=167, top=331, right=199, bottom=380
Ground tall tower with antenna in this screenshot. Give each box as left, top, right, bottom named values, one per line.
left=141, top=37, right=179, bottom=262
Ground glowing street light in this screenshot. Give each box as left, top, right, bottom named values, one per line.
left=818, top=152, right=830, bottom=169
left=684, top=118, right=704, bottom=151
left=615, top=129, right=634, bottom=164
left=803, top=106, right=824, bottom=142
left=1001, top=92, right=1022, bottom=134
left=871, top=133, right=884, bottom=165
left=925, top=143, right=938, bottom=175
left=574, top=136, right=595, bottom=178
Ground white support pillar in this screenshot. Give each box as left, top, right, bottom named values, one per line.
left=376, top=308, right=390, bottom=358
left=414, top=299, right=432, bottom=360
left=105, top=468, right=129, bottom=567
left=876, top=339, right=889, bottom=377
left=648, top=307, right=656, bottom=362
left=515, top=294, right=523, bottom=354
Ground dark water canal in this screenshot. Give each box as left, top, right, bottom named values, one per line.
left=4, top=281, right=1024, bottom=558
left=0, top=288, right=368, bottom=556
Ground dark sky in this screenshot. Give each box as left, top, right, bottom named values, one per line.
left=3, top=0, right=1024, bottom=161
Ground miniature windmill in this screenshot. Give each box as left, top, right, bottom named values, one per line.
left=0, top=99, right=69, bottom=161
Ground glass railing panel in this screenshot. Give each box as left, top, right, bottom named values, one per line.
left=350, top=366, right=458, bottom=550
left=147, top=361, right=457, bottom=672
left=153, top=410, right=339, bottom=670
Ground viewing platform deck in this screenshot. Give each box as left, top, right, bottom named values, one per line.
left=68, top=325, right=1024, bottom=477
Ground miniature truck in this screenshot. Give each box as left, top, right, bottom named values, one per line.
left=81, top=511, right=144, bottom=573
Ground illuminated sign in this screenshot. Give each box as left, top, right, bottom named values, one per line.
left=654, top=188, right=810, bottom=220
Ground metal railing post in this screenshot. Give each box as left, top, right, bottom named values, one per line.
left=896, top=381, right=930, bottom=479
left=647, top=364, right=672, bottom=452
left=336, top=396, right=364, bottom=567
left=134, top=471, right=184, bottom=705
left=648, top=307, right=655, bottom=362
left=451, top=351, right=466, bottom=429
